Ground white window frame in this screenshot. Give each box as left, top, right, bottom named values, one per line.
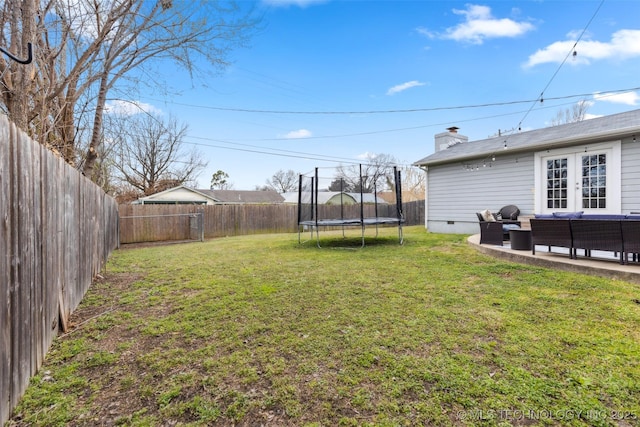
left=534, top=141, right=621, bottom=214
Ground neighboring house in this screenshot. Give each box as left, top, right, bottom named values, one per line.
left=282, top=191, right=387, bottom=205
left=413, top=109, right=640, bottom=234
left=134, top=185, right=285, bottom=205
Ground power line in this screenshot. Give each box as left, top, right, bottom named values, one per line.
left=183, top=137, right=364, bottom=166
left=183, top=91, right=627, bottom=146
left=178, top=90, right=632, bottom=168
left=138, top=85, right=639, bottom=116
left=515, top=0, right=606, bottom=132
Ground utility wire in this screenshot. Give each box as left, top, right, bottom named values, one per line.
left=138, top=84, right=637, bottom=116
left=184, top=137, right=364, bottom=166
left=178, top=90, right=630, bottom=168
left=515, top=0, right=606, bottom=132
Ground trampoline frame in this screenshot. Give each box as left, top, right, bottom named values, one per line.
left=297, top=165, right=405, bottom=247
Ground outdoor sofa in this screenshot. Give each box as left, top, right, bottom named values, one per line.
left=530, top=212, right=640, bottom=264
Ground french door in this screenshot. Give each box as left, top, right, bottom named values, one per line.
left=537, top=143, right=620, bottom=214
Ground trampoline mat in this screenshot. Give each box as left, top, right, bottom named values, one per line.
left=299, top=217, right=404, bottom=227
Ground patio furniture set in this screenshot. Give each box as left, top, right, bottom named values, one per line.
left=477, top=207, right=640, bottom=264
left=530, top=213, right=640, bottom=264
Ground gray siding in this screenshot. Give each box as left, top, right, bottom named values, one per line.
left=426, top=152, right=534, bottom=234
left=621, top=137, right=640, bottom=213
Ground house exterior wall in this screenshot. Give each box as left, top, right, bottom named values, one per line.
left=425, top=151, right=535, bottom=234
left=424, top=136, right=640, bottom=234
left=621, top=136, right=640, bottom=213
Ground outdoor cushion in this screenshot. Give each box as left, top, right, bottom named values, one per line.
left=581, top=214, right=626, bottom=220
left=480, top=209, right=496, bottom=222
left=502, top=224, right=521, bottom=232
left=553, top=211, right=584, bottom=219
left=534, top=214, right=554, bottom=218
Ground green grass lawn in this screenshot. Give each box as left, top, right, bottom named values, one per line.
left=9, top=226, right=640, bottom=426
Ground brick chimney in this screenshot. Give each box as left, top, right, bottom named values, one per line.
left=434, top=126, right=468, bottom=152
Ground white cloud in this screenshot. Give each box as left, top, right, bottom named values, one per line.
left=593, top=91, right=640, bottom=106
left=415, top=27, right=436, bottom=39
left=262, top=0, right=327, bottom=7
left=525, top=29, right=640, bottom=67
left=435, top=4, right=534, bottom=44
left=104, top=100, right=162, bottom=116
left=282, top=129, right=312, bottom=139
left=386, top=80, right=426, bottom=96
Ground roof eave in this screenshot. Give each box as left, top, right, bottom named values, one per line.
left=414, top=126, right=640, bottom=167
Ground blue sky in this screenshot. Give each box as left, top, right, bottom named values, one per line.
left=131, top=0, right=640, bottom=190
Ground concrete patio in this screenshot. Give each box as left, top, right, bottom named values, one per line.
left=468, top=234, right=640, bottom=284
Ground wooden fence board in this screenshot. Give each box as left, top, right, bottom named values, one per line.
left=63, top=168, right=78, bottom=322
left=0, top=116, right=119, bottom=425
left=119, top=201, right=424, bottom=244
left=11, top=124, right=27, bottom=411
left=0, top=109, right=11, bottom=425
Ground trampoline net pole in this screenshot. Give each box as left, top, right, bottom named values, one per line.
left=373, top=181, right=379, bottom=237
left=359, top=164, right=365, bottom=246
left=297, top=174, right=303, bottom=243
left=395, top=167, right=404, bottom=244
left=340, top=178, right=344, bottom=221
left=314, top=169, right=320, bottom=246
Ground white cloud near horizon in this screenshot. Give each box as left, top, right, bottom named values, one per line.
left=282, top=129, right=312, bottom=139
left=386, top=80, right=426, bottom=96
left=525, top=29, right=640, bottom=67
left=593, top=91, right=640, bottom=106
left=104, top=100, right=162, bottom=116
left=419, top=4, right=534, bottom=44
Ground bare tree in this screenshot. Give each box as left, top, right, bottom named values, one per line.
left=0, top=0, right=257, bottom=180
left=334, top=153, right=398, bottom=192
left=550, top=99, right=592, bottom=126
left=110, top=113, right=206, bottom=196
left=400, top=166, right=426, bottom=202
left=0, top=0, right=35, bottom=131
left=265, top=169, right=298, bottom=193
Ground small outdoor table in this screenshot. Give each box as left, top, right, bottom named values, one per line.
left=509, top=229, right=532, bottom=250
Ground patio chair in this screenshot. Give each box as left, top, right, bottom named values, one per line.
left=476, top=207, right=521, bottom=245
left=497, top=205, right=520, bottom=224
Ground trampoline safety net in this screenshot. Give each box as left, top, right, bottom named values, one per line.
left=297, top=165, right=405, bottom=247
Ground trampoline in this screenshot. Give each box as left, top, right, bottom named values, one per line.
left=297, top=165, right=405, bottom=247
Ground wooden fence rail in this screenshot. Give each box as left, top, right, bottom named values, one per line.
left=118, top=200, right=425, bottom=244
left=1, top=116, right=119, bottom=425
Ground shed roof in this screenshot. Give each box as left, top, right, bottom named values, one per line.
left=414, top=108, right=640, bottom=167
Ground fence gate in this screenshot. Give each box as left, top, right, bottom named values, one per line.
left=190, top=213, right=204, bottom=242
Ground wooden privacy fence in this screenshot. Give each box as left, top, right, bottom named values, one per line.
left=118, top=200, right=424, bottom=244
left=0, top=116, right=119, bottom=425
